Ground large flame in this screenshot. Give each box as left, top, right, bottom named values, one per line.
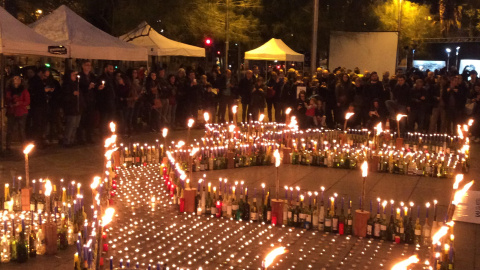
left=375, top=122, right=383, bottom=136
left=468, top=119, right=474, bottom=126
left=187, top=118, right=195, bottom=128
left=453, top=174, right=464, bottom=190
left=432, top=226, right=450, bottom=245
left=232, top=105, right=238, bottom=114
left=109, top=122, right=116, bottom=133
left=396, top=114, right=407, bottom=121
left=457, top=125, right=464, bottom=139
left=23, top=144, right=35, bottom=155
left=90, top=176, right=101, bottom=190
left=162, top=128, right=168, bottom=138
left=259, top=114, right=265, bottom=122
left=361, top=161, right=368, bottom=177
left=345, top=112, right=355, bottom=120
left=229, top=124, right=236, bottom=133
left=391, top=255, right=419, bottom=270
left=285, top=108, right=292, bottom=115
left=452, top=180, right=474, bottom=205
left=190, top=147, right=199, bottom=157
left=264, top=247, right=287, bottom=268
left=274, top=149, right=281, bottom=167
left=101, top=207, right=115, bottom=227
left=203, top=112, right=210, bottom=122
left=45, top=179, right=52, bottom=197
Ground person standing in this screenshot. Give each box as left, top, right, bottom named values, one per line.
left=96, top=64, right=116, bottom=136
left=266, top=71, right=278, bottom=122
left=175, top=68, right=187, bottom=127
left=28, top=68, right=47, bottom=147
left=5, top=74, right=30, bottom=152
left=335, top=73, right=353, bottom=126
left=78, top=60, right=97, bottom=144
left=250, top=76, right=266, bottom=121
left=429, top=76, right=448, bottom=133
left=407, top=79, right=429, bottom=132
left=157, top=68, right=170, bottom=128
left=216, top=69, right=235, bottom=123
left=62, top=71, right=83, bottom=147
left=185, top=70, right=202, bottom=123
left=280, top=69, right=298, bottom=122
left=43, top=69, right=62, bottom=144
left=125, top=69, right=141, bottom=135
left=167, top=74, right=177, bottom=127
left=238, top=70, right=254, bottom=122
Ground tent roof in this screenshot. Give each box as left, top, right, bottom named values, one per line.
left=245, top=38, right=304, bottom=62
left=30, top=5, right=147, bottom=61
left=0, top=7, right=64, bottom=57
left=119, top=22, right=205, bottom=57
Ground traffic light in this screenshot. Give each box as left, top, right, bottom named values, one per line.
left=217, top=51, right=221, bottom=55
left=205, top=38, right=212, bottom=46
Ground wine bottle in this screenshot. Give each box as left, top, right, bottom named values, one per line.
left=211, top=187, right=217, bottom=217
left=380, top=209, right=388, bottom=241
left=345, top=200, right=353, bottom=236
left=414, top=206, right=422, bottom=245
left=16, top=225, right=28, bottom=263
left=237, top=191, right=244, bottom=221
left=250, top=190, right=258, bottom=222
left=287, top=200, right=295, bottom=226
left=422, top=204, right=431, bottom=247
left=319, top=196, right=325, bottom=231
left=283, top=198, right=289, bottom=225
left=331, top=197, right=338, bottom=233
left=338, top=198, right=345, bottom=235
left=266, top=192, right=272, bottom=224
left=324, top=203, right=332, bottom=233
left=205, top=184, right=211, bottom=216
left=387, top=207, right=396, bottom=242
left=373, top=201, right=381, bottom=239
left=312, top=196, right=319, bottom=230
left=396, top=209, right=404, bottom=244
left=243, top=190, right=250, bottom=221
left=1, top=231, right=10, bottom=263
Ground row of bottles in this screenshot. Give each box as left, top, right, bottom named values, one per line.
left=120, top=143, right=161, bottom=167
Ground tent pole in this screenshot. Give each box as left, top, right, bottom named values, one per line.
left=0, top=54, right=5, bottom=154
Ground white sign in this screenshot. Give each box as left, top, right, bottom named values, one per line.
left=453, top=190, right=480, bottom=225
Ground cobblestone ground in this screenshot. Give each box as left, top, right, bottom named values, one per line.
left=0, top=127, right=478, bottom=269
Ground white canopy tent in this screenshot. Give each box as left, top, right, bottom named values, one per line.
left=30, top=5, right=147, bottom=61
left=120, top=21, right=205, bottom=57
left=244, top=38, right=304, bottom=62
left=0, top=7, right=64, bottom=56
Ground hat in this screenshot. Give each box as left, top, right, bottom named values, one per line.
left=371, top=71, right=378, bottom=76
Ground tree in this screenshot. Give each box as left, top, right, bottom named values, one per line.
left=373, top=0, right=440, bottom=59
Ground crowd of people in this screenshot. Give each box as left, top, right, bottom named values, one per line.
left=4, top=59, right=480, bottom=152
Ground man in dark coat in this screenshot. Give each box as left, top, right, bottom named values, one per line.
left=238, top=70, right=255, bottom=122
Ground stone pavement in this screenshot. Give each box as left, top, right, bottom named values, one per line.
left=0, top=128, right=478, bottom=269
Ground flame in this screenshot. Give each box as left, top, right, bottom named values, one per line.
left=288, top=116, right=298, bottom=130
left=101, top=207, right=115, bottom=227
left=23, top=144, right=35, bottom=155
left=285, top=108, right=292, bottom=115
left=463, top=124, right=468, bottom=132
left=375, top=122, right=383, bottom=136
left=452, top=180, right=474, bottom=205
left=453, top=174, right=464, bottom=190
left=45, top=179, right=52, bottom=196
left=90, top=177, right=101, bottom=190
left=203, top=112, right=210, bottom=122
left=232, top=105, right=238, bottom=114
left=188, top=118, right=195, bottom=128
left=109, top=122, right=116, bottom=133
left=229, top=124, right=236, bottom=133
left=274, top=149, right=281, bottom=167
left=382, top=200, right=387, bottom=208
left=261, top=183, right=265, bottom=189
left=176, top=141, right=185, bottom=148
left=264, top=247, right=287, bottom=268
left=361, top=161, right=368, bottom=177
left=190, top=148, right=199, bottom=157
left=457, top=125, right=464, bottom=139
left=432, top=226, right=450, bottom=245
left=391, top=255, right=419, bottom=270
left=345, top=112, right=355, bottom=120
left=468, top=119, right=474, bottom=126
left=162, top=128, right=168, bottom=138
left=396, top=114, right=407, bottom=121
left=259, top=114, right=265, bottom=122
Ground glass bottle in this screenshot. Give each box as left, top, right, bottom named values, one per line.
left=367, top=201, right=374, bottom=238
left=29, top=227, right=37, bottom=257
left=345, top=200, right=353, bottom=236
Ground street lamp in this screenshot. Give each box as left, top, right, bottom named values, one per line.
left=456, top=46, right=460, bottom=71
left=446, top=48, right=451, bottom=72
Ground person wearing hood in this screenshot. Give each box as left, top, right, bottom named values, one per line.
left=5, top=74, right=30, bottom=151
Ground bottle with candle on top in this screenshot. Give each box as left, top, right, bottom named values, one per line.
left=242, top=188, right=250, bottom=221
left=366, top=201, right=374, bottom=238
left=422, top=202, right=431, bottom=247
left=345, top=199, right=353, bottom=235
left=16, top=222, right=28, bottom=263
left=324, top=198, right=332, bottom=233
left=250, top=189, right=258, bottom=222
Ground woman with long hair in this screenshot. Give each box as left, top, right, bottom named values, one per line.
left=5, top=74, right=30, bottom=151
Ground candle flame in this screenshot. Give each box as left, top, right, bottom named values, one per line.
left=101, top=207, right=115, bottom=227
left=452, top=180, right=474, bottom=205
left=345, top=112, right=355, bottom=120
left=23, top=144, right=35, bottom=155
left=382, top=200, right=387, bottom=208
left=457, top=125, right=464, bottom=139
left=162, top=128, right=168, bottom=138
left=391, top=255, right=419, bottom=270
left=321, top=186, right=325, bottom=191
left=274, top=149, right=281, bottom=167
left=203, top=112, right=210, bottom=122
left=45, top=179, right=52, bottom=196
left=229, top=124, right=236, bottom=133
left=361, top=161, right=368, bottom=177
left=285, top=108, right=292, bottom=115
left=264, top=247, right=287, bottom=268
left=261, top=183, right=265, bottom=189
left=232, top=105, right=238, bottom=114
left=453, top=174, right=464, bottom=190
left=468, top=119, right=474, bottom=126
left=396, top=114, right=407, bottom=121
left=187, top=118, right=195, bottom=128
left=426, top=202, right=430, bottom=208
left=190, top=148, right=199, bottom=157
left=109, top=122, right=116, bottom=133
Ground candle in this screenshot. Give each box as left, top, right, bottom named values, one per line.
left=426, top=202, right=430, bottom=218
left=433, top=199, right=438, bottom=221
left=284, top=186, right=288, bottom=199
left=110, top=256, right=113, bottom=270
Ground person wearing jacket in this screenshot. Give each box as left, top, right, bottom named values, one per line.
left=250, top=76, right=266, bottom=121
left=5, top=74, right=30, bottom=151
left=280, top=69, right=298, bottom=122
left=43, top=68, right=62, bottom=144
left=238, top=70, right=255, bottom=122
left=335, top=73, right=353, bottom=126
left=62, top=70, right=83, bottom=147
left=78, top=60, right=97, bottom=144
left=429, top=76, right=448, bottom=133
left=96, top=64, right=116, bottom=136
left=407, top=79, right=429, bottom=132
